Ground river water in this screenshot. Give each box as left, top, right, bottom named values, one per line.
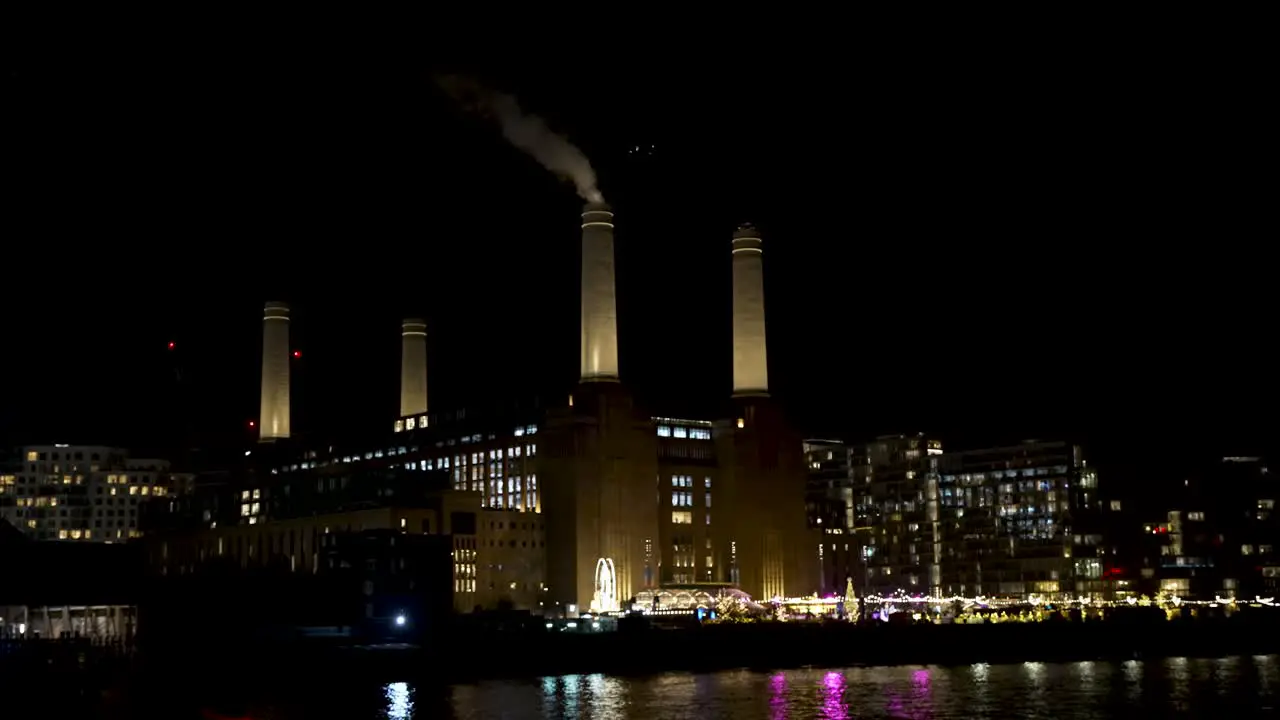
left=240, top=655, right=1279, bottom=718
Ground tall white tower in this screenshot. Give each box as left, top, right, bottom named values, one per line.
left=731, top=224, right=769, bottom=396
left=399, top=318, right=428, bottom=417
left=580, top=201, right=620, bottom=382
left=259, top=301, right=291, bottom=441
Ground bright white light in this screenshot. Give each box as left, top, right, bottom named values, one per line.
left=591, top=558, right=619, bottom=613
left=384, top=682, right=411, bottom=719
left=395, top=614, right=406, bottom=627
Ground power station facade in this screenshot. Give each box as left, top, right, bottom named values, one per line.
left=251, top=204, right=815, bottom=610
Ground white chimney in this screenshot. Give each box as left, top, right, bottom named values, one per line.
left=580, top=201, right=620, bottom=382
left=732, top=224, right=768, bottom=396
left=400, top=318, right=428, bottom=417
left=259, top=301, right=291, bottom=440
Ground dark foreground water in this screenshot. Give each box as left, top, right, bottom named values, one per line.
left=228, top=656, right=1279, bottom=718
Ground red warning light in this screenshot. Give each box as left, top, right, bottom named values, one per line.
left=167, top=342, right=175, bottom=350
left=248, top=420, right=256, bottom=429
left=292, top=350, right=301, bottom=358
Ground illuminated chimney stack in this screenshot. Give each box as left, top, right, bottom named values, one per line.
left=259, top=301, right=291, bottom=441
left=400, top=318, right=428, bottom=417
left=731, top=224, right=769, bottom=396
left=580, top=201, right=620, bottom=382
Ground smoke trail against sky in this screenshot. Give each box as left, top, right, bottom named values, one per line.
left=437, top=75, right=603, bottom=204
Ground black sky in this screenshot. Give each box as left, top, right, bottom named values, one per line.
left=3, top=32, right=1274, bottom=478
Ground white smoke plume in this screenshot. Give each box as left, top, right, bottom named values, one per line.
left=438, top=75, right=603, bottom=204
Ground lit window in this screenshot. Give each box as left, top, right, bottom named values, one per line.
left=26, top=451, right=38, bottom=462
left=406, top=417, right=416, bottom=430
left=1109, top=500, right=1122, bottom=511
left=657, top=425, right=671, bottom=437
left=736, top=418, right=745, bottom=429
left=672, top=511, right=692, bottom=524
left=673, top=427, right=688, bottom=439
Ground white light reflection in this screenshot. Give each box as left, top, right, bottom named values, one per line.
left=384, top=681, right=412, bottom=719
left=563, top=674, right=582, bottom=717
left=1256, top=655, right=1277, bottom=695
left=1123, top=659, right=1143, bottom=705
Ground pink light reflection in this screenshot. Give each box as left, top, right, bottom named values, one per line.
left=911, top=668, right=934, bottom=718
left=822, top=671, right=847, bottom=719
left=770, top=672, right=787, bottom=720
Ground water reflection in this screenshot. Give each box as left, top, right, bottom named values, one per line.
left=1259, top=655, right=1277, bottom=696
left=821, top=671, right=846, bottom=719
left=911, top=668, right=933, bottom=719
left=770, top=672, right=787, bottom=719
left=185, top=655, right=1280, bottom=718
left=1122, top=658, right=1143, bottom=706
left=383, top=681, right=411, bottom=719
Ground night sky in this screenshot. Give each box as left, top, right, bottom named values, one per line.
left=4, top=38, right=1273, bottom=484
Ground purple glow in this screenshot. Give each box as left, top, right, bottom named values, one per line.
left=885, top=690, right=903, bottom=717
left=911, top=668, right=934, bottom=717
left=770, top=673, right=787, bottom=719
left=822, top=672, right=847, bottom=719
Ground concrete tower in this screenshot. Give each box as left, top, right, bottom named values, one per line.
left=399, top=318, right=428, bottom=417
left=580, top=201, right=620, bottom=382
left=259, top=301, right=291, bottom=441
left=732, top=224, right=769, bottom=396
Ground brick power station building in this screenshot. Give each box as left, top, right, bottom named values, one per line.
left=146, top=204, right=816, bottom=619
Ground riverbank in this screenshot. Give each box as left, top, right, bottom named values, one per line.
left=10, top=610, right=1280, bottom=696
left=120, top=609, right=1280, bottom=691
left=391, top=616, right=1280, bottom=682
